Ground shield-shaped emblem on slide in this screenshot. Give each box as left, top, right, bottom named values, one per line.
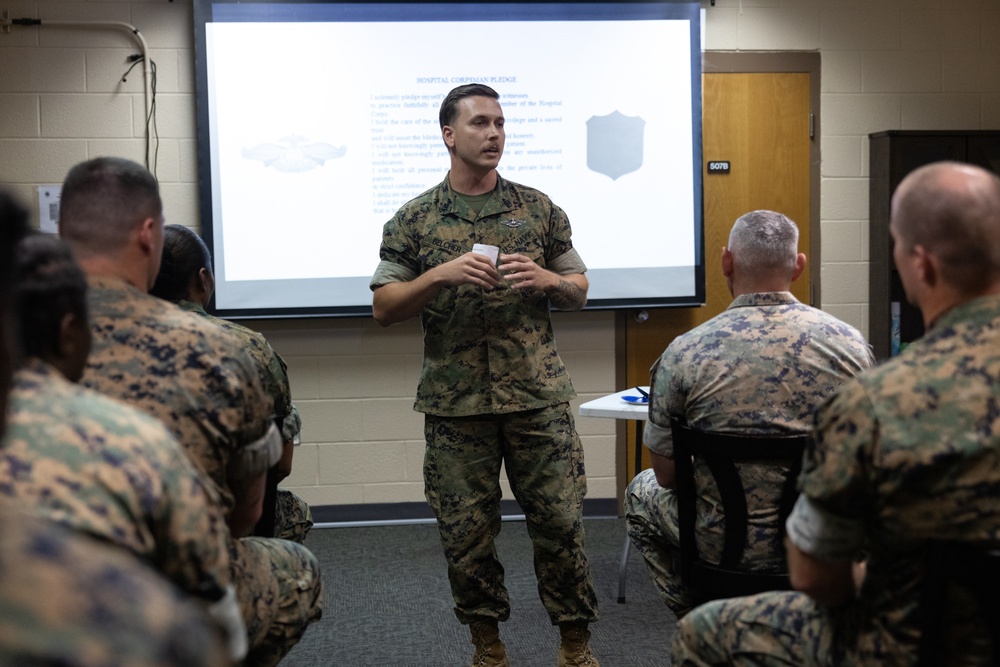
left=586, top=111, right=646, bottom=180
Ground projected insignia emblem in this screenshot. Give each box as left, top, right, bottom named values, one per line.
left=502, top=219, right=526, bottom=228
left=242, top=134, right=346, bottom=173
left=586, top=111, right=646, bottom=180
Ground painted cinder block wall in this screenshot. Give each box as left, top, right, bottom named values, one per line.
left=1, top=0, right=997, bottom=510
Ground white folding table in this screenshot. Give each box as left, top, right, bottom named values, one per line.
left=578, top=387, right=650, bottom=603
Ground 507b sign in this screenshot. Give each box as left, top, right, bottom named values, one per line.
left=707, top=161, right=731, bottom=174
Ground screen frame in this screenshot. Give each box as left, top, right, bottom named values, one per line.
left=192, top=0, right=705, bottom=319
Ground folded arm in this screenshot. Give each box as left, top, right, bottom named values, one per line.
left=372, top=252, right=500, bottom=326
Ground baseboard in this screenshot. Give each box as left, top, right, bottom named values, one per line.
left=311, top=497, right=619, bottom=527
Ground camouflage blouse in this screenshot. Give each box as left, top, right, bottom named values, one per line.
left=82, top=276, right=279, bottom=515
left=1, top=360, right=232, bottom=601
left=371, top=174, right=586, bottom=417
left=794, top=293, right=1000, bottom=663
left=648, top=291, right=875, bottom=570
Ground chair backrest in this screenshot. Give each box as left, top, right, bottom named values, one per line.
left=916, top=540, right=1000, bottom=666
left=670, top=418, right=808, bottom=602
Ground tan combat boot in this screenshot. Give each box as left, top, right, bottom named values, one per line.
left=557, top=623, right=599, bottom=667
left=469, top=620, right=510, bottom=667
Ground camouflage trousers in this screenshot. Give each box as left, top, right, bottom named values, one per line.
left=672, top=591, right=840, bottom=666
left=423, top=403, right=599, bottom=626
left=625, top=468, right=788, bottom=616
left=232, top=535, right=324, bottom=667
left=275, top=488, right=313, bottom=544
left=623, top=468, right=694, bottom=614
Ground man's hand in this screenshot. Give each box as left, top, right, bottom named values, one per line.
left=440, top=252, right=502, bottom=290
left=498, top=253, right=559, bottom=291
left=373, top=252, right=500, bottom=325
left=499, top=253, right=588, bottom=310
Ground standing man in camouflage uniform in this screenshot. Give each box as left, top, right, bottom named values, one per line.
left=371, top=83, right=599, bottom=667
left=674, top=161, right=1000, bottom=665
left=57, top=157, right=323, bottom=667
left=624, top=210, right=874, bottom=617
left=152, top=223, right=312, bottom=543
left=0, top=191, right=230, bottom=666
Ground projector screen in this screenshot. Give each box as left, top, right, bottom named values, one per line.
left=193, top=1, right=703, bottom=318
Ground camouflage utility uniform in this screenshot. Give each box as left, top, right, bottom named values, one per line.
left=178, top=298, right=312, bottom=543
left=673, top=294, right=1000, bottom=665
left=371, top=174, right=599, bottom=626
left=1, top=359, right=233, bottom=608
left=0, top=508, right=230, bottom=667
left=82, top=276, right=322, bottom=667
left=626, top=292, right=874, bottom=614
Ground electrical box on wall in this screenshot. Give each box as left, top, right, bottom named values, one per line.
left=37, top=184, right=61, bottom=234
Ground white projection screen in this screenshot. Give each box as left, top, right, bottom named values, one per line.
left=193, top=1, right=704, bottom=318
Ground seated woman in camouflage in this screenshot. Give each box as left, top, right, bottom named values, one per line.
left=152, top=222, right=313, bottom=544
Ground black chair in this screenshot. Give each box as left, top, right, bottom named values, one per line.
left=670, top=418, right=808, bottom=602
left=916, top=540, right=1000, bottom=666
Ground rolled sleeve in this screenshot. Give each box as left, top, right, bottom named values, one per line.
left=370, top=259, right=418, bottom=290
left=786, top=494, right=864, bottom=561
left=548, top=248, right=587, bottom=276
left=643, top=417, right=674, bottom=457
left=227, top=422, right=282, bottom=479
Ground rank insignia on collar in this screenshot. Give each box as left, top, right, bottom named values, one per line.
left=502, top=219, right=526, bottom=228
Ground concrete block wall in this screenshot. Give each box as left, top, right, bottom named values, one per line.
left=2, top=0, right=998, bottom=510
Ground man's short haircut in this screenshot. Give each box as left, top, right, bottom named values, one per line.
left=150, top=224, right=213, bottom=303
left=728, top=209, right=799, bottom=275
left=58, top=157, right=162, bottom=258
left=439, top=83, right=500, bottom=129
left=892, top=161, right=1000, bottom=295
left=13, top=233, right=88, bottom=361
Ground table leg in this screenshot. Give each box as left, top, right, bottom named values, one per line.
left=617, top=419, right=645, bottom=603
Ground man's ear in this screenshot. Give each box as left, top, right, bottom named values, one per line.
left=721, top=246, right=734, bottom=278
left=791, top=253, right=807, bottom=282
left=442, top=126, right=455, bottom=150
left=914, top=245, right=937, bottom=287
left=136, top=217, right=157, bottom=256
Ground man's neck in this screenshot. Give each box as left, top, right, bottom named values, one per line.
left=732, top=279, right=792, bottom=296
left=77, top=256, right=149, bottom=293
left=922, top=283, right=1000, bottom=329
left=448, top=167, right=498, bottom=196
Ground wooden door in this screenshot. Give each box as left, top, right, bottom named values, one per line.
left=615, top=63, right=817, bottom=500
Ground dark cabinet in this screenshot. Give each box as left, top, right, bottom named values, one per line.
left=868, top=130, right=1000, bottom=360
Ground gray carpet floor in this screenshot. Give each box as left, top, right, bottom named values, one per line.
left=282, top=517, right=677, bottom=666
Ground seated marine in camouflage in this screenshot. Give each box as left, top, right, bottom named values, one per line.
left=0, top=191, right=229, bottom=667
left=625, top=210, right=874, bottom=617
left=673, top=163, right=1000, bottom=665
left=151, top=223, right=313, bottom=544
left=57, top=157, right=323, bottom=667
left=0, top=232, right=247, bottom=660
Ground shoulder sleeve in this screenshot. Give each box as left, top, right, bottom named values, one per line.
left=645, top=354, right=685, bottom=457
left=372, top=211, right=421, bottom=288
left=798, top=378, right=878, bottom=521
left=544, top=200, right=576, bottom=263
